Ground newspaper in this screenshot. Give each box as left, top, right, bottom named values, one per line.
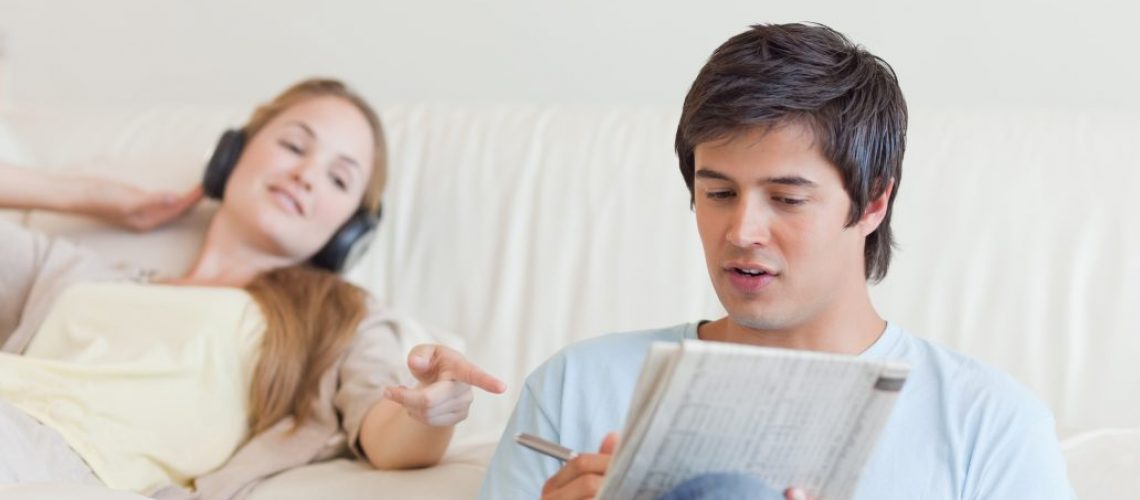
left=597, top=340, right=910, bottom=500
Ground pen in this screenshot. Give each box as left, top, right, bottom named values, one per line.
left=514, top=433, right=579, bottom=462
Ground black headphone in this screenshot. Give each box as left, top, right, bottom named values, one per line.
left=202, top=129, right=382, bottom=273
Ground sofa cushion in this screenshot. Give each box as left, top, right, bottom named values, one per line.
left=248, top=440, right=496, bottom=499
left=0, top=485, right=148, bottom=500
left=1063, top=428, right=1140, bottom=498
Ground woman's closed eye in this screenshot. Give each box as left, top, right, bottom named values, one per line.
left=278, top=140, right=304, bottom=155
left=329, top=173, right=348, bottom=191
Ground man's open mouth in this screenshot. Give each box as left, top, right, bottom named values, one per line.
left=732, top=267, right=768, bottom=276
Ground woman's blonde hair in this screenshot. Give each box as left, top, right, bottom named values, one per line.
left=241, top=78, right=387, bottom=435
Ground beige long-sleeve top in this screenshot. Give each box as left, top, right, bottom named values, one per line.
left=0, top=220, right=417, bottom=499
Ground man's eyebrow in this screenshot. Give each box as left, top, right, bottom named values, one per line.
left=763, top=176, right=816, bottom=187
left=695, top=168, right=817, bottom=187
left=694, top=168, right=733, bottom=182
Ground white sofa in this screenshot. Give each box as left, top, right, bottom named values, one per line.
left=1, top=105, right=1137, bottom=499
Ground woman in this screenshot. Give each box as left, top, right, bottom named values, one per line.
left=0, top=79, right=505, bottom=498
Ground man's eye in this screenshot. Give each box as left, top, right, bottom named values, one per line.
left=706, top=191, right=734, bottom=200
left=774, top=197, right=806, bottom=206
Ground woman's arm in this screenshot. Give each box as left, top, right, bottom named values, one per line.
left=0, top=163, right=90, bottom=212
left=358, top=398, right=456, bottom=469
left=0, top=163, right=202, bottom=230
left=358, top=344, right=506, bottom=470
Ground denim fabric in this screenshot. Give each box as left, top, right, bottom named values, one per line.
left=656, top=472, right=783, bottom=500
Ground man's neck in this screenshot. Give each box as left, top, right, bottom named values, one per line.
left=698, top=290, right=887, bottom=355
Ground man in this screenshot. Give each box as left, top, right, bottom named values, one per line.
left=478, top=23, right=1074, bottom=499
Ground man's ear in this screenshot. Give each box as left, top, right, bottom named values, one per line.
left=858, top=178, right=895, bottom=237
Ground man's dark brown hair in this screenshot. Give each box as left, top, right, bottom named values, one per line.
left=676, top=22, right=907, bottom=282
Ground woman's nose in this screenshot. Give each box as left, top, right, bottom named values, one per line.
left=291, top=162, right=318, bottom=192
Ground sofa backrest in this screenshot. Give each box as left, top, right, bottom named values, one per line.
left=3, top=105, right=1138, bottom=444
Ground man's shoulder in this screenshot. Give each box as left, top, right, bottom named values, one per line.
left=861, top=328, right=1072, bottom=499
left=522, top=323, right=694, bottom=391
left=895, top=327, right=1053, bottom=424
left=561, top=323, right=694, bottom=360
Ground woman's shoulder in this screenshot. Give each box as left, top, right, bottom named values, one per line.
left=0, top=218, right=140, bottom=280
left=352, top=298, right=464, bottom=355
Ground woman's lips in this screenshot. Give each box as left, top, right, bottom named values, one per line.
left=269, top=187, right=303, bottom=216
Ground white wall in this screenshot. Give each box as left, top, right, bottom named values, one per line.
left=1, top=0, right=1138, bottom=110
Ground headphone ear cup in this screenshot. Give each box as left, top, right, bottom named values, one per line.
left=202, top=129, right=246, bottom=200
left=310, top=210, right=380, bottom=273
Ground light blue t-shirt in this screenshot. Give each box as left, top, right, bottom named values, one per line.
left=477, top=322, right=1075, bottom=499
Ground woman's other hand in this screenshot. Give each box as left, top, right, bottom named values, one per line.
left=79, top=180, right=204, bottom=231
left=383, top=344, right=506, bottom=427
left=2, top=165, right=202, bottom=230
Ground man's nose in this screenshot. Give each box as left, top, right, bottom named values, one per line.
left=726, top=195, right=772, bottom=247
